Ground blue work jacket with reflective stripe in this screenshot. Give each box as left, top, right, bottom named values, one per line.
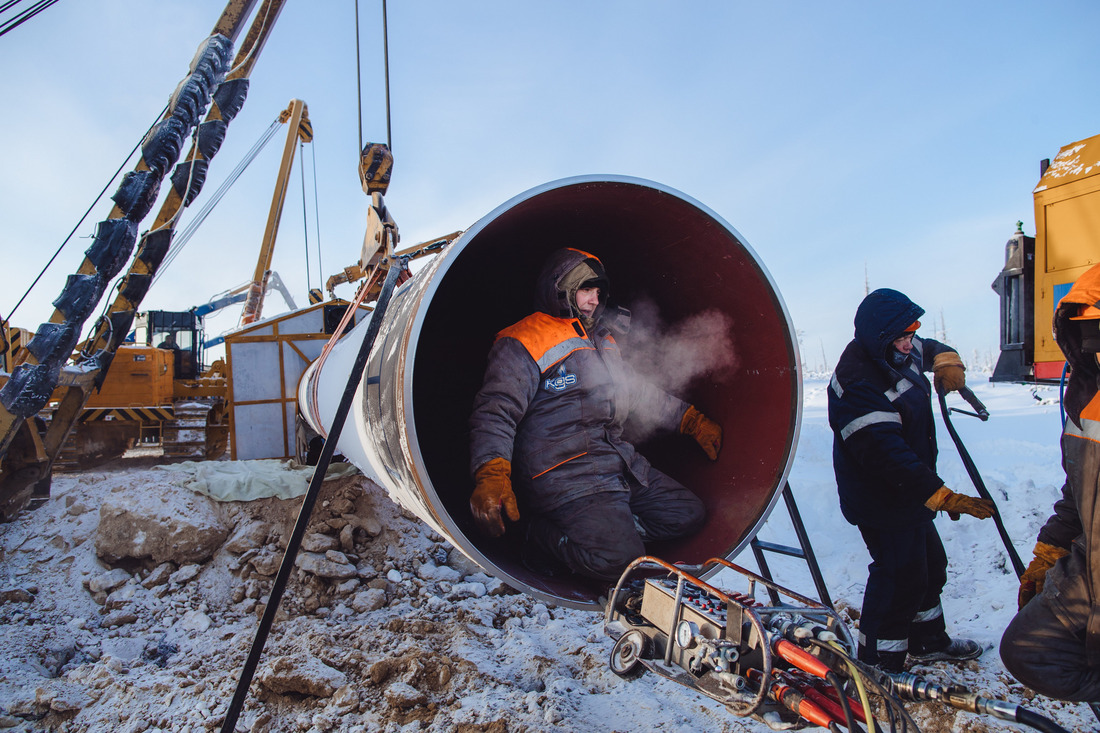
left=469, top=312, right=688, bottom=514
left=828, top=331, right=957, bottom=528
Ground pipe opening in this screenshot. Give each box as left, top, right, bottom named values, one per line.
left=403, top=177, right=801, bottom=608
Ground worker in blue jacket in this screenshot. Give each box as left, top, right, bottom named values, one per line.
left=828, top=288, right=994, bottom=673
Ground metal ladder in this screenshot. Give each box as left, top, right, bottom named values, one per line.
left=749, top=481, right=833, bottom=608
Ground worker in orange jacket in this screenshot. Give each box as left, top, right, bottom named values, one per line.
left=1001, top=262, right=1100, bottom=701
left=467, top=248, right=721, bottom=580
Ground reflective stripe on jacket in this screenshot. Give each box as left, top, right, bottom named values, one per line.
left=827, top=289, right=956, bottom=527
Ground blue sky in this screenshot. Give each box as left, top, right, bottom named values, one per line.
left=2, top=0, right=1099, bottom=371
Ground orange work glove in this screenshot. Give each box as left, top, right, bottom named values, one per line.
left=680, top=406, right=722, bottom=461
left=932, top=352, right=966, bottom=394
left=470, top=457, right=520, bottom=538
left=1018, top=541, right=1069, bottom=610
left=924, top=485, right=995, bottom=520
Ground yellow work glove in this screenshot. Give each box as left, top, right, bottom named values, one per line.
left=933, top=352, right=966, bottom=394
left=1018, top=541, right=1069, bottom=610
left=470, top=457, right=520, bottom=538
left=925, top=485, right=995, bottom=520
left=680, top=405, right=722, bottom=461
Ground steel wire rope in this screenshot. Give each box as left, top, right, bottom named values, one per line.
left=353, top=0, right=363, bottom=157
left=310, top=140, right=323, bottom=289
left=353, top=0, right=394, bottom=155
left=0, top=0, right=61, bottom=38
left=150, top=118, right=282, bottom=288
left=382, top=0, right=391, bottom=151
left=299, top=140, right=311, bottom=292
left=3, top=103, right=167, bottom=327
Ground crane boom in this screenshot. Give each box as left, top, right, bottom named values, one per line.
left=240, top=98, right=312, bottom=325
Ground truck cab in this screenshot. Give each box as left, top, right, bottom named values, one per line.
left=131, top=310, right=204, bottom=380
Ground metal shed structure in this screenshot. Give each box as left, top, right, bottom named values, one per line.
left=225, top=300, right=365, bottom=460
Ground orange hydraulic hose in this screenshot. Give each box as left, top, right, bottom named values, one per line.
left=774, top=639, right=832, bottom=679
left=747, top=669, right=841, bottom=729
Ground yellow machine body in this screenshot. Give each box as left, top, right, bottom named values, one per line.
left=1031, top=133, right=1100, bottom=378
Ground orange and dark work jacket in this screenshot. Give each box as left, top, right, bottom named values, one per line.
left=1032, top=263, right=1100, bottom=666
left=468, top=311, right=689, bottom=514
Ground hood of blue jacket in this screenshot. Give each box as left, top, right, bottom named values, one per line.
left=853, top=288, right=925, bottom=365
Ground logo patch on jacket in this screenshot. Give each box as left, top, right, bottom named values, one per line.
left=544, top=365, right=577, bottom=392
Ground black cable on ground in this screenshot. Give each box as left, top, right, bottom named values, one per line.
left=218, top=258, right=408, bottom=733
left=1014, top=707, right=1071, bottom=733
left=844, top=658, right=918, bottom=733
left=824, top=669, right=862, bottom=733
left=807, top=638, right=911, bottom=732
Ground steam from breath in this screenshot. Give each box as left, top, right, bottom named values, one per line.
left=619, top=297, right=739, bottom=443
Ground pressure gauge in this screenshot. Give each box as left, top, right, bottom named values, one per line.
left=676, top=620, right=699, bottom=649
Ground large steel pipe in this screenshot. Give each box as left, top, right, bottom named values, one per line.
left=300, top=176, right=802, bottom=610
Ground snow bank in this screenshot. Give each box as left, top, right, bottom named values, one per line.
left=0, top=378, right=1092, bottom=731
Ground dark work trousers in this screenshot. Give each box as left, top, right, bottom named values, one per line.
left=857, top=520, right=950, bottom=671
left=1000, top=552, right=1100, bottom=702
left=527, top=467, right=706, bottom=582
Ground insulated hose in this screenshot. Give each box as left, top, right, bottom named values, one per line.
left=1015, top=707, right=1073, bottom=733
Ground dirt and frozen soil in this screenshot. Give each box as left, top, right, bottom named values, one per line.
left=0, top=377, right=1093, bottom=733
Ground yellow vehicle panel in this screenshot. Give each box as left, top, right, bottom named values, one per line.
left=86, top=346, right=175, bottom=408
left=1032, top=133, right=1100, bottom=376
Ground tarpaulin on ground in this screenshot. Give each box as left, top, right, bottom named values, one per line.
left=154, top=459, right=359, bottom=501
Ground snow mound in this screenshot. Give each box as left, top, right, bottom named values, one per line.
left=0, top=378, right=1092, bottom=732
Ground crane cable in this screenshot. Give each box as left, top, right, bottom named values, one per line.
left=382, top=0, right=392, bottom=151
left=310, top=139, right=324, bottom=288
left=0, top=0, right=61, bottom=38
left=3, top=103, right=167, bottom=326
left=354, top=0, right=363, bottom=157
left=299, top=140, right=311, bottom=292
left=150, top=118, right=283, bottom=287
left=353, top=0, right=393, bottom=156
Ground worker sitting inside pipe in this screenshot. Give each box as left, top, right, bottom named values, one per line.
left=467, top=247, right=722, bottom=581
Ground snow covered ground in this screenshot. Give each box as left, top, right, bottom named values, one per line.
left=0, top=375, right=1093, bottom=732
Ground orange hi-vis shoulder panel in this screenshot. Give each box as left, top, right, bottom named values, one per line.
left=497, top=312, right=593, bottom=374
left=1069, top=392, right=1100, bottom=445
